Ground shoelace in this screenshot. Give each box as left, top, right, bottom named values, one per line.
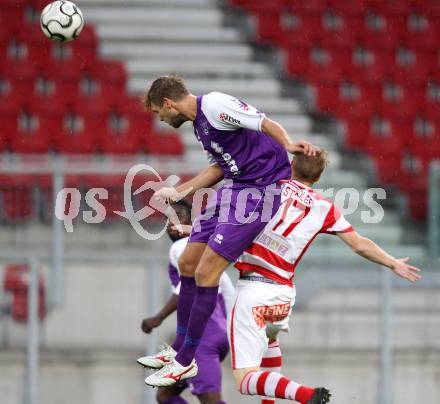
left=156, top=343, right=175, bottom=356
left=154, top=361, right=177, bottom=378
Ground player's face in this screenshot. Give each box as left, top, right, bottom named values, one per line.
left=167, top=205, right=191, bottom=241
left=151, top=101, right=188, bottom=128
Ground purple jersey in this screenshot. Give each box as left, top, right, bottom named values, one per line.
left=193, top=92, right=291, bottom=185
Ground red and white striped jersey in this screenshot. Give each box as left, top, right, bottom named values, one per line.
left=235, top=179, right=354, bottom=286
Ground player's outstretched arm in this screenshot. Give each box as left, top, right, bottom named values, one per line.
left=141, top=294, right=178, bottom=334
left=153, top=164, right=223, bottom=203
left=337, top=231, right=422, bottom=282
left=261, top=117, right=317, bottom=156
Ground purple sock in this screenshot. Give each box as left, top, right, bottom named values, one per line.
left=175, top=285, right=219, bottom=366
left=172, top=276, right=196, bottom=351
left=216, top=402, right=226, bottom=404
left=162, top=396, right=188, bottom=404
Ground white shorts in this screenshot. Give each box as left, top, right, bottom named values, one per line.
left=228, top=279, right=296, bottom=370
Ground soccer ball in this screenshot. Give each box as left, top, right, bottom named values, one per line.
left=40, top=1, right=84, bottom=42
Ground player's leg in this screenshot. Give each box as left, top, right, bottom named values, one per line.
left=191, top=334, right=228, bottom=404
left=260, top=338, right=282, bottom=404
left=172, top=241, right=207, bottom=351
left=230, top=282, right=331, bottom=404
left=174, top=246, right=230, bottom=366
left=173, top=183, right=281, bottom=367
left=156, top=384, right=188, bottom=404
left=196, top=392, right=224, bottom=404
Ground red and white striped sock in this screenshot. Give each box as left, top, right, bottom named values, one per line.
left=239, top=370, right=315, bottom=404
left=260, top=339, right=282, bottom=404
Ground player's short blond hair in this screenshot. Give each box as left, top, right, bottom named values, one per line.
left=291, top=148, right=329, bottom=183
left=144, top=74, right=189, bottom=110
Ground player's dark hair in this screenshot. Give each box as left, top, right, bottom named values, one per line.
left=144, top=75, right=189, bottom=109
left=171, top=200, right=192, bottom=224
left=291, top=148, right=329, bottom=183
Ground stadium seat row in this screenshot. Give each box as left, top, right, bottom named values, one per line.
left=231, top=0, right=439, bottom=221
left=314, top=82, right=440, bottom=117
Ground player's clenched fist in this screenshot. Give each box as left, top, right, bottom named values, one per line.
left=152, top=187, right=180, bottom=203
left=286, top=140, right=317, bottom=156
left=141, top=316, right=162, bottom=334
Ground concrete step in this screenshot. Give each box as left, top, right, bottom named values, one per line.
left=82, top=7, right=222, bottom=26
left=100, top=43, right=253, bottom=62
left=129, top=77, right=281, bottom=97
left=280, top=310, right=440, bottom=349
left=307, top=288, right=440, bottom=310
left=79, top=0, right=215, bottom=7
left=96, top=25, right=240, bottom=43
left=300, top=243, right=425, bottom=268
left=127, top=60, right=271, bottom=79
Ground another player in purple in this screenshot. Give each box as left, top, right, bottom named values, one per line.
left=138, top=201, right=234, bottom=404
left=143, top=75, right=316, bottom=386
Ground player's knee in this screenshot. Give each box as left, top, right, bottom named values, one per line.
left=155, top=389, right=169, bottom=404
left=195, top=264, right=211, bottom=285
left=178, top=254, right=196, bottom=276
left=233, top=374, right=245, bottom=393
left=197, top=392, right=222, bottom=404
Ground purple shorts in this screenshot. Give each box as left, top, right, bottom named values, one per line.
left=189, top=181, right=282, bottom=261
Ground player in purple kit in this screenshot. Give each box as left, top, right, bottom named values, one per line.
left=143, top=75, right=316, bottom=386
left=138, top=201, right=235, bottom=404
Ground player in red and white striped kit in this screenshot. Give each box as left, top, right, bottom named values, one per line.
left=230, top=149, right=422, bottom=404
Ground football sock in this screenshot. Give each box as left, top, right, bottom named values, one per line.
left=260, top=339, right=282, bottom=404
left=172, top=276, right=196, bottom=351
left=175, top=285, right=219, bottom=366
left=239, top=370, right=315, bottom=404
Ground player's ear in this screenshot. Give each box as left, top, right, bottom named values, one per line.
left=163, top=98, right=173, bottom=109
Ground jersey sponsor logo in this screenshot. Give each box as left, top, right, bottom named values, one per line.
left=214, top=233, right=224, bottom=244
left=210, top=142, right=240, bottom=176
left=252, top=303, right=291, bottom=328
left=256, top=233, right=289, bottom=257
left=211, top=141, right=224, bottom=154
left=234, top=98, right=250, bottom=111
left=219, top=112, right=240, bottom=125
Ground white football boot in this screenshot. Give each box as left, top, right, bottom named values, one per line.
left=137, top=343, right=176, bottom=369
left=144, top=358, right=198, bottom=387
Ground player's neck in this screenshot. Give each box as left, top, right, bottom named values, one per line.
left=175, top=94, right=198, bottom=121
left=291, top=177, right=314, bottom=188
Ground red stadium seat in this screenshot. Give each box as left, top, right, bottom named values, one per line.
left=318, top=10, right=359, bottom=48
left=7, top=105, right=53, bottom=153
left=53, top=107, right=102, bottom=154
left=347, top=48, right=393, bottom=83
left=145, top=132, right=184, bottom=156
left=315, top=82, right=380, bottom=117
left=276, top=12, right=321, bottom=48
left=288, top=0, right=328, bottom=14
left=81, top=175, right=126, bottom=219
left=305, top=47, right=350, bottom=83
left=379, top=82, right=420, bottom=118
left=0, top=174, right=35, bottom=221
left=391, top=48, right=437, bottom=84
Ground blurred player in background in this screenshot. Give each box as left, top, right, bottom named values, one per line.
left=229, top=149, right=421, bottom=403
left=143, top=75, right=317, bottom=386
left=138, top=200, right=235, bottom=404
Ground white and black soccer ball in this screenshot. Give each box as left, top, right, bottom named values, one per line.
left=40, top=1, right=84, bottom=42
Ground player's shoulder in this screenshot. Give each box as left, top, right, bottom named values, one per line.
left=202, top=92, right=234, bottom=111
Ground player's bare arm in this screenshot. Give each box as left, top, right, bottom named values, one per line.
left=337, top=231, right=422, bottom=282
left=153, top=164, right=223, bottom=203
left=141, top=294, right=178, bottom=334
left=261, top=117, right=317, bottom=156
